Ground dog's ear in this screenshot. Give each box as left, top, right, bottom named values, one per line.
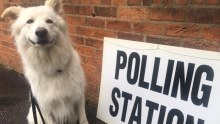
left=1, top=6, right=22, bottom=21
left=45, top=0, right=63, bottom=15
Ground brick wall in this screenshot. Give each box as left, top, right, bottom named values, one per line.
left=0, top=0, right=220, bottom=105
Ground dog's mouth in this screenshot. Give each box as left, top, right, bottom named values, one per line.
left=29, top=38, right=53, bottom=46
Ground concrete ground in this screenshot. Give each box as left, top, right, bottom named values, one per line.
left=0, top=66, right=105, bottom=124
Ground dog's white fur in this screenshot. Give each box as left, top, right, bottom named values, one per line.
left=1, top=0, right=88, bottom=124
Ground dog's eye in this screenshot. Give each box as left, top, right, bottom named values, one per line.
left=46, top=19, right=53, bottom=24
left=26, top=19, right=34, bottom=24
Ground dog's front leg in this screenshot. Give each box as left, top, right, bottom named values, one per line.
left=78, top=96, right=89, bottom=124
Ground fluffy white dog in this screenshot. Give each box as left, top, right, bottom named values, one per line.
left=1, top=0, right=88, bottom=124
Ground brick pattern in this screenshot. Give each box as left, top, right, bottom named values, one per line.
left=0, top=0, right=220, bottom=104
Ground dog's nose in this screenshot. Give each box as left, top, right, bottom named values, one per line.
left=35, top=27, right=48, bottom=38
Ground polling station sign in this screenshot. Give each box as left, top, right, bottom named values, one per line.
left=97, top=37, right=220, bottom=124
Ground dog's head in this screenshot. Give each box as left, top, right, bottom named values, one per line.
left=1, top=0, right=66, bottom=48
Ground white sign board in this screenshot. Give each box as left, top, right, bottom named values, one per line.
left=97, top=37, right=220, bottom=124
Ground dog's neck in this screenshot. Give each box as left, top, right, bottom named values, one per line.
left=20, top=44, right=72, bottom=76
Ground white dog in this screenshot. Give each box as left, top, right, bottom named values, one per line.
left=1, top=0, right=88, bottom=124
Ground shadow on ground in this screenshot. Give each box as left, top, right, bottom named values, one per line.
left=0, top=66, right=105, bottom=124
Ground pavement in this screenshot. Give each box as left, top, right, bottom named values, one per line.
left=0, top=67, right=29, bottom=124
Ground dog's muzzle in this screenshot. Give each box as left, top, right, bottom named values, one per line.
left=29, top=38, right=53, bottom=46
left=29, top=27, right=53, bottom=45
left=35, top=27, right=48, bottom=38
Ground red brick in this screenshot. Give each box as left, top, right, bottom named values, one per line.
left=202, top=26, right=220, bottom=41
left=76, top=26, right=117, bottom=40
left=90, top=0, right=99, bottom=4
left=78, top=54, right=87, bottom=64
left=143, top=0, right=151, bottom=5
left=75, top=26, right=117, bottom=39
left=166, top=24, right=200, bottom=38
left=118, top=7, right=148, bottom=21
left=85, top=17, right=105, bottom=28
left=133, top=22, right=165, bottom=35
left=214, top=9, right=220, bottom=24
left=93, top=29, right=117, bottom=39
left=151, top=0, right=161, bottom=4
left=65, top=16, right=85, bottom=26
left=65, top=16, right=85, bottom=34
left=127, top=0, right=142, bottom=6
left=146, top=36, right=183, bottom=46
left=78, top=0, right=90, bottom=4
left=86, top=56, right=102, bottom=68
left=76, top=26, right=94, bottom=37
left=85, top=38, right=103, bottom=50
left=94, top=6, right=117, bottom=17
left=106, top=20, right=132, bottom=31
left=0, top=45, right=18, bottom=58
left=176, top=0, right=187, bottom=4
left=186, top=8, right=214, bottom=24
left=95, top=49, right=103, bottom=60
left=83, top=64, right=97, bottom=78
left=1, top=41, right=15, bottom=49
left=112, top=0, right=126, bottom=5
left=0, top=34, right=12, bottom=42
left=67, top=24, right=75, bottom=34
left=150, top=6, right=186, bottom=22
left=63, top=0, right=71, bottom=3
left=70, top=35, right=85, bottom=45
left=117, top=32, right=144, bottom=41
left=73, top=5, right=93, bottom=16
left=0, top=52, right=11, bottom=66
left=75, top=45, right=95, bottom=56
left=63, top=4, right=73, bottom=14
left=71, top=0, right=78, bottom=3
left=207, top=0, right=220, bottom=5
left=183, top=39, right=219, bottom=51
left=207, top=0, right=219, bottom=4
left=100, top=0, right=111, bottom=5
left=11, top=56, right=22, bottom=68
left=85, top=82, right=100, bottom=102
left=162, top=0, right=173, bottom=4
left=0, top=29, right=10, bottom=36
left=0, top=22, right=10, bottom=30
left=82, top=64, right=100, bottom=83
left=191, top=0, right=204, bottom=4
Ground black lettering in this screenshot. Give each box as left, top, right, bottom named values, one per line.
left=186, top=115, right=205, bottom=124
left=158, top=105, right=166, bottom=124
left=186, top=115, right=194, bottom=124
left=192, top=65, right=213, bottom=107
left=128, top=97, right=142, bottom=124
left=166, top=109, right=184, bottom=124
left=171, top=62, right=195, bottom=101
left=115, top=50, right=127, bottom=80
left=198, top=119, right=205, bottom=124
left=150, top=57, right=162, bottom=93
left=138, top=55, right=149, bottom=89
left=127, top=52, right=140, bottom=85
left=163, top=60, right=175, bottom=95
left=146, top=100, right=159, bottom=124
left=121, top=91, right=132, bottom=122
left=109, top=87, right=120, bottom=117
